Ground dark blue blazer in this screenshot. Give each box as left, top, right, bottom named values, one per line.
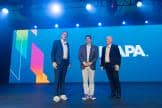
left=101, top=44, right=121, bottom=67
left=78, top=44, right=98, bottom=70
left=51, top=40, right=70, bottom=65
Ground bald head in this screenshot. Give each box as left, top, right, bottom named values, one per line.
left=106, top=36, right=113, bottom=45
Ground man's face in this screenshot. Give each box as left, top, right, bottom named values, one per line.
left=61, top=32, right=68, bottom=41
left=85, top=37, right=91, bottom=44
left=106, top=36, right=112, bottom=45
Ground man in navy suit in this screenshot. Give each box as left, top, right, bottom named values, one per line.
left=51, top=32, right=70, bottom=102
left=101, top=36, right=121, bottom=99
left=78, top=35, right=98, bottom=101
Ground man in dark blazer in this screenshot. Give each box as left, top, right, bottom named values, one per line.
left=101, top=36, right=121, bottom=99
left=78, top=35, right=98, bottom=101
left=51, top=32, right=70, bottom=102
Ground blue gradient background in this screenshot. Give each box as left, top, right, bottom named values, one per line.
left=10, top=25, right=162, bottom=83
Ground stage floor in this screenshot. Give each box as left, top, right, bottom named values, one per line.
left=0, top=83, right=162, bottom=108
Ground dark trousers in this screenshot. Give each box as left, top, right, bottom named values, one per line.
left=105, top=63, right=121, bottom=96
left=54, top=59, right=68, bottom=96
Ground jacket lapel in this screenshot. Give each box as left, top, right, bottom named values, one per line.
left=84, top=45, right=87, bottom=61
left=109, top=44, right=114, bottom=55
left=89, top=45, right=93, bottom=59
left=59, top=40, right=63, bottom=54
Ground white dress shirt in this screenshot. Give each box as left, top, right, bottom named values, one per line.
left=61, top=39, right=68, bottom=59
left=86, top=44, right=91, bottom=62
left=105, top=44, right=111, bottom=63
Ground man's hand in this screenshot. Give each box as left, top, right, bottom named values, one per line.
left=52, top=62, right=58, bottom=69
left=87, top=62, right=92, bottom=66
left=101, top=66, right=104, bottom=71
left=83, top=62, right=92, bottom=67
left=83, top=62, right=88, bottom=67
left=68, top=64, right=71, bottom=69
left=114, top=64, right=119, bottom=71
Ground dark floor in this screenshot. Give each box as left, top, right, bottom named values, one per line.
left=0, top=83, right=162, bottom=108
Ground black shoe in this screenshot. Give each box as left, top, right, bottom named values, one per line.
left=116, top=94, right=121, bottom=99
left=109, top=94, right=116, bottom=98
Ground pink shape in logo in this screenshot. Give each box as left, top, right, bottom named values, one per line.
left=30, top=43, right=44, bottom=75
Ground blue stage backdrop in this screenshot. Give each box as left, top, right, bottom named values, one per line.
left=9, top=25, right=162, bottom=83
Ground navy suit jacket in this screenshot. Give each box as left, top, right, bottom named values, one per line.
left=78, top=44, right=98, bottom=70
left=101, top=44, right=121, bottom=67
left=51, top=40, right=70, bottom=65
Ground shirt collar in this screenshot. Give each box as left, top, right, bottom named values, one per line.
left=61, top=39, right=67, bottom=44
left=86, top=43, right=91, bottom=46
left=107, top=44, right=111, bottom=48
